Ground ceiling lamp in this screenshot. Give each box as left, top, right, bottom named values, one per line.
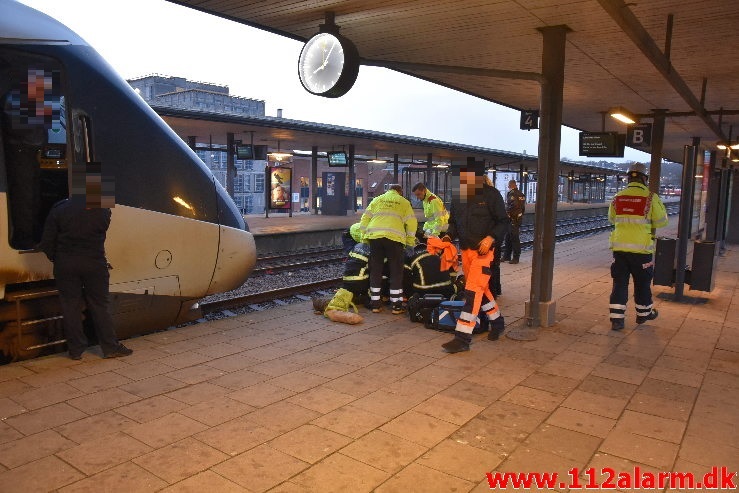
left=609, top=106, right=637, bottom=125
left=716, top=141, right=739, bottom=150
left=368, top=150, right=387, bottom=164
left=267, top=140, right=293, bottom=162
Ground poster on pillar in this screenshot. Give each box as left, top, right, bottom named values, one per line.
left=627, top=123, right=652, bottom=148
left=269, top=166, right=292, bottom=209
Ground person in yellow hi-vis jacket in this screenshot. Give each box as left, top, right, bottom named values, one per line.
left=360, top=184, right=417, bottom=315
left=608, top=162, right=668, bottom=331
left=412, top=182, right=449, bottom=237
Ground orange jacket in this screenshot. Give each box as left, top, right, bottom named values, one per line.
left=426, top=236, right=458, bottom=272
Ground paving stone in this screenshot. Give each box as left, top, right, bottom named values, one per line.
left=164, top=364, right=226, bottom=385
left=247, top=401, right=321, bottom=434
left=158, top=470, right=248, bottom=492
left=627, top=392, right=692, bottom=421
left=500, top=385, right=565, bottom=412
left=590, top=362, right=649, bottom=385
left=58, top=461, right=167, bottom=493
left=578, top=375, right=638, bottom=400
left=118, top=375, right=188, bottom=399
left=115, top=395, right=188, bottom=423
left=417, top=437, right=504, bottom=482
left=0, top=455, right=84, bottom=493
left=269, top=424, right=352, bottom=464
left=55, top=410, right=137, bottom=444
left=0, top=429, right=76, bottom=468
left=561, top=389, right=628, bottom=419
left=479, top=400, right=549, bottom=434
left=133, top=437, right=228, bottom=484
left=112, top=360, right=176, bottom=381
left=637, top=377, right=699, bottom=405
left=339, top=429, right=427, bottom=474
left=375, top=462, right=474, bottom=493
left=380, top=410, right=459, bottom=447
left=212, top=444, right=309, bottom=492
left=56, top=431, right=152, bottom=475
left=286, top=386, right=356, bottom=414
left=267, top=370, right=330, bottom=392
left=125, top=412, right=208, bottom=448
left=0, top=421, right=23, bottom=445
left=648, top=366, right=704, bottom=388
left=439, top=379, right=507, bottom=407
left=677, top=435, right=739, bottom=471
left=165, top=382, right=228, bottom=405
left=228, top=382, right=295, bottom=407
left=11, top=382, right=85, bottom=410
left=523, top=424, right=603, bottom=463
left=177, top=396, right=254, bottom=426
left=520, top=372, right=581, bottom=395
left=310, top=404, right=389, bottom=439
left=67, top=388, right=141, bottom=415
left=289, top=452, right=389, bottom=493
left=206, top=367, right=271, bottom=390
left=194, top=416, right=279, bottom=456
left=599, top=430, right=678, bottom=470
left=547, top=407, right=616, bottom=439
left=4, top=401, right=87, bottom=435
left=450, top=416, right=528, bottom=459
left=614, top=410, right=686, bottom=443
left=67, top=371, right=133, bottom=394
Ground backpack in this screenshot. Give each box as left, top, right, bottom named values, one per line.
left=425, top=300, right=487, bottom=334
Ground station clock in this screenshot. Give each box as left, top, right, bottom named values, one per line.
left=298, top=31, right=360, bottom=98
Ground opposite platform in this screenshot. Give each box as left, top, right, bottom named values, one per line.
left=0, top=226, right=736, bottom=492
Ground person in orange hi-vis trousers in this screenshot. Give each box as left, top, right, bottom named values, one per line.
left=441, top=159, right=509, bottom=353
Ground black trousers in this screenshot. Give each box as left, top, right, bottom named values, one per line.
left=54, top=255, right=121, bottom=356
left=609, top=251, right=654, bottom=320
left=368, top=238, right=404, bottom=304
left=502, top=219, right=521, bottom=260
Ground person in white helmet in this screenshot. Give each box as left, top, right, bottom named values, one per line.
left=608, top=162, right=668, bottom=331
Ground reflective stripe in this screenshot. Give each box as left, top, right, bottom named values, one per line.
left=343, top=275, right=369, bottom=281
left=390, top=296, right=402, bottom=302
left=487, top=311, right=501, bottom=320
left=610, top=241, right=655, bottom=252
left=609, top=304, right=627, bottom=310
left=413, top=280, right=451, bottom=289
left=349, top=252, right=368, bottom=262
left=365, top=226, right=406, bottom=237
left=455, top=321, right=475, bottom=334
left=613, top=217, right=650, bottom=224
left=370, top=295, right=380, bottom=301
left=389, top=289, right=403, bottom=295
left=370, top=287, right=381, bottom=293
left=610, top=314, right=626, bottom=319
left=635, top=303, right=653, bottom=310
left=459, top=311, right=477, bottom=322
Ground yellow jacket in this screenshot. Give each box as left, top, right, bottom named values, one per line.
left=421, top=190, right=449, bottom=236
left=360, top=189, right=417, bottom=246
left=608, top=182, right=668, bottom=253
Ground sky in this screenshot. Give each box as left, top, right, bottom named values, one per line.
left=17, top=0, right=650, bottom=164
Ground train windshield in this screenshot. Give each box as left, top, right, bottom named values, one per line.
left=0, top=49, right=69, bottom=250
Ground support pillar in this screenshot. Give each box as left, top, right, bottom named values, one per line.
left=393, top=154, right=399, bottom=183
left=348, top=144, right=356, bottom=214
left=226, top=132, right=235, bottom=200
left=525, top=25, right=569, bottom=329
left=673, top=139, right=699, bottom=300
left=649, top=109, right=667, bottom=194
left=311, top=146, right=318, bottom=214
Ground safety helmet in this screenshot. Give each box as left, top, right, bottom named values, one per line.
left=628, top=162, right=648, bottom=179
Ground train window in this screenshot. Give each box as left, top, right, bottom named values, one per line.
left=0, top=51, right=69, bottom=250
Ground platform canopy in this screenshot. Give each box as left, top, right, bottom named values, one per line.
left=166, top=0, right=739, bottom=164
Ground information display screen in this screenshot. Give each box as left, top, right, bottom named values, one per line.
left=579, top=132, right=625, bottom=157
left=327, top=151, right=348, bottom=167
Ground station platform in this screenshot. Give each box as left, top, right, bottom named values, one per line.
left=0, top=224, right=736, bottom=492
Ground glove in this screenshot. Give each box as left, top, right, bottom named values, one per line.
left=405, top=246, right=415, bottom=257
left=478, top=236, right=494, bottom=255
left=441, top=235, right=452, bottom=243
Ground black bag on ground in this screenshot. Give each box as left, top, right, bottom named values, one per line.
left=425, top=300, right=487, bottom=334
left=407, top=293, right=446, bottom=323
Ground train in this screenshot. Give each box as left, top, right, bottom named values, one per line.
left=0, top=1, right=256, bottom=362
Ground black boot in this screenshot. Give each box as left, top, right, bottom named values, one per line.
left=442, top=331, right=471, bottom=353
left=636, top=308, right=658, bottom=325
left=487, top=316, right=505, bottom=340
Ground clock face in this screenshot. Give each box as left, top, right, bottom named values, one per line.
left=298, top=32, right=358, bottom=98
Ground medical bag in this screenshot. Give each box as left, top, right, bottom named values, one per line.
left=407, top=293, right=446, bottom=323
left=425, top=300, right=487, bottom=334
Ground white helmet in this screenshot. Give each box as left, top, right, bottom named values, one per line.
left=628, top=162, right=648, bottom=179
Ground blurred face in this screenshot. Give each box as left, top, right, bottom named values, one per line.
left=460, top=171, right=483, bottom=198
left=413, top=188, right=425, bottom=201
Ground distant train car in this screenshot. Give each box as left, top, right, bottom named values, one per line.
left=0, top=2, right=256, bottom=362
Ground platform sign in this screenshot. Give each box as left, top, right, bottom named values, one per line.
left=520, top=109, right=539, bottom=130
left=579, top=131, right=625, bottom=157
left=627, top=123, right=652, bottom=147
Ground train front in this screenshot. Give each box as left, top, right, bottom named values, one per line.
left=0, top=2, right=255, bottom=357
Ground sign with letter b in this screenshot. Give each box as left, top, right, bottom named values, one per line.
left=627, top=123, right=652, bottom=147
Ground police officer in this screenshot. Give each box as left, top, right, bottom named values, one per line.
left=442, top=162, right=509, bottom=352
left=608, top=162, right=668, bottom=331
left=411, top=182, right=449, bottom=237
left=502, top=179, right=525, bottom=264
left=38, top=171, right=133, bottom=360
left=360, top=184, right=417, bottom=315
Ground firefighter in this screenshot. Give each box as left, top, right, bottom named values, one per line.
left=441, top=161, right=509, bottom=353
left=342, top=241, right=370, bottom=306
left=360, top=184, right=417, bottom=314
left=403, top=243, right=455, bottom=299
left=412, top=182, right=449, bottom=237
left=608, top=162, right=668, bottom=331
left=502, top=179, right=526, bottom=264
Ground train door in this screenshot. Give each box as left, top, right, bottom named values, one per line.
left=1, top=50, right=69, bottom=251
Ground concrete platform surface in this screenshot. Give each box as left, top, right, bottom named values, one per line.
left=0, top=224, right=737, bottom=492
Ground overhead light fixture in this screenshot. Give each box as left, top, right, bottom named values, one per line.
left=609, top=106, right=637, bottom=125
left=267, top=140, right=293, bottom=162
left=716, top=141, right=739, bottom=150
left=368, top=150, right=386, bottom=164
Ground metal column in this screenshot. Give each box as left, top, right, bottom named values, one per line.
left=187, top=136, right=197, bottom=151
left=649, top=109, right=667, bottom=194
left=226, top=132, right=235, bottom=200
left=673, top=141, right=698, bottom=300
left=348, top=144, right=356, bottom=214
left=525, top=25, right=569, bottom=329
left=311, top=146, right=318, bottom=214
left=393, top=154, right=399, bottom=183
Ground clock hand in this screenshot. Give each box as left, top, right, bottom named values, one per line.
left=324, top=40, right=337, bottom=65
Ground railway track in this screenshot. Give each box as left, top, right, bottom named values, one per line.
left=201, top=205, right=681, bottom=315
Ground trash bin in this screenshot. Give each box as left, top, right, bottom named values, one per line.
left=689, top=241, right=717, bottom=291
left=653, top=237, right=675, bottom=286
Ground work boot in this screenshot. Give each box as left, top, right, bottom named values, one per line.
left=610, top=318, right=625, bottom=331
left=509, top=257, right=519, bottom=264
left=370, top=301, right=382, bottom=313
left=104, top=344, right=133, bottom=358
left=487, top=316, right=506, bottom=340
left=391, top=301, right=406, bottom=315
left=442, top=332, right=471, bottom=353
left=636, top=309, right=658, bottom=325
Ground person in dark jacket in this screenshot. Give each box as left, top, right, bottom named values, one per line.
left=441, top=161, right=510, bottom=353
left=38, top=171, right=132, bottom=360
left=502, top=179, right=526, bottom=263
left=403, top=244, right=455, bottom=299
left=342, top=241, right=370, bottom=306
